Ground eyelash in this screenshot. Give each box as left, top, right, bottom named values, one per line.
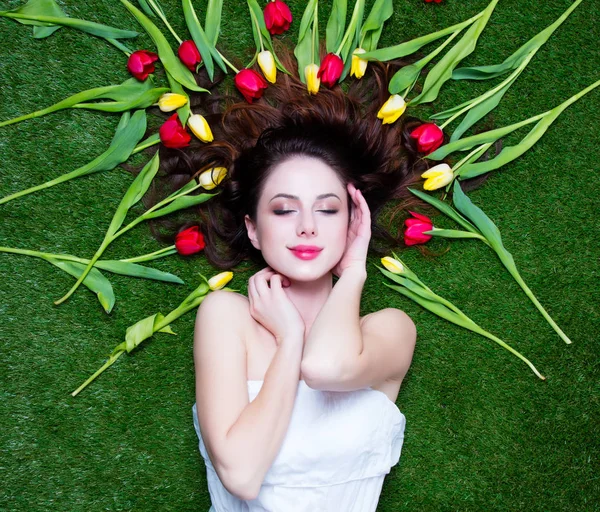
left=273, top=209, right=339, bottom=215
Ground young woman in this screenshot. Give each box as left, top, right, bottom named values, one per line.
left=147, top=40, right=459, bottom=511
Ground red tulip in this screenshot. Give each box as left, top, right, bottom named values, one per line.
left=175, top=226, right=206, bottom=255
left=264, top=0, right=293, bottom=35
left=159, top=113, right=192, bottom=149
left=127, top=50, right=159, bottom=81
left=410, top=123, right=444, bottom=155
left=424, top=0, right=443, bottom=3
left=317, top=53, right=344, bottom=88
left=234, top=68, right=268, bottom=103
left=178, top=40, right=202, bottom=72
left=404, top=211, right=433, bottom=246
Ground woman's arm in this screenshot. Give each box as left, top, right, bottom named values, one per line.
left=300, top=267, right=367, bottom=383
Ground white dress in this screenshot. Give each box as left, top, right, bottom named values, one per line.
left=192, top=379, right=406, bottom=512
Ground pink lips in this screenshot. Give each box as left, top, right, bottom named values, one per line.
left=289, top=245, right=323, bottom=260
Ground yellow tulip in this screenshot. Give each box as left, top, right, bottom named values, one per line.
left=199, top=166, right=227, bottom=190
left=305, top=63, right=321, bottom=95
left=188, top=114, right=214, bottom=142
left=350, top=48, right=368, bottom=79
left=421, top=163, right=454, bottom=191
left=258, top=50, right=277, bottom=84
left=377, top=94, right=406, bottom=124
left=381, top=256, right=405, bottom=274
left=208, top=271, right=233, bottom=291
left=157, top=93, right=188, bottom=112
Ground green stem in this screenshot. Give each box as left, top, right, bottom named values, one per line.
left=468, top=323, right=546, bottom=380
left=505, top=265, right=573, bottom=345
left=335, top=0, right=361, bottom=55
left=148, top=0, right=182, bottom=44
left=120, top=246, right=176, bottom=263
left=312, top=2, right=318, bottom=63
left=250, top=7, right=264, bottom=52
left=131, top=134, right=160, bottom=154
left=71, top=351, right=124, bottom=397
left=106, top=38, right=133, bottom=55
left=216, top=49, right=239, bottom=73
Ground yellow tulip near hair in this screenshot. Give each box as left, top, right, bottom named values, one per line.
left=350, top=48, right=368, bottom=79
left=421, top=163, right=454, bottom=191
left=258, top=50, right=277, bottom=83
left=157, top=93, right=188, bottom=112
left=188, top=114, right=214, bottom=143
left=304, top=63, right=321, bottom=95
left=377, top=94, right=406, bottom=124
left=198, top=167, right=228, bottom=190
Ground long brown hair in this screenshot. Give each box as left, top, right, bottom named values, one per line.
left=132, top=38, right=492, bottom=270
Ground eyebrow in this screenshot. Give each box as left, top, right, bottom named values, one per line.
left=269, top=193, right=341, bottom=203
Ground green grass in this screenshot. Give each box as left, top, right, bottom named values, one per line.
left=0, top=0, right=598, bottom=510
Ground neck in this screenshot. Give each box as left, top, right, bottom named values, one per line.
left=283, top=272, right=334, bottom=334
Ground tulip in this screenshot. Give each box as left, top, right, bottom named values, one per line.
left=208, top=271, right=234, bottom=291
left=410, top=123, right=444, bottom=154
left=424, top=0, right=443, bottom=3
left=178, top=40, right=202, bottom=72
left=127, top=50, right=159, bottom=81
left=377, top=94, right=406, bottom=124
left=404, top=211, right=434, bottom=246
left=175, top=226, right=206, bottom=256
left=159, top=113, right=192, bottom=149
left=157, top=93, right=188, bottom=112
left=263, top=0, right=293, bottom=35
left=305, top=63, right=321, bottom=95
left=350, top=48, right=368, bottom=79
left=317, top=53, right=344, bottom=88
left=258, top=50, right=277, bottom=84
left=187, top=114, right=214, bottom=142
left=198, top=166, right=227, bottom=190
left=421, top=163, right=454, bottom=191
left=381, top=256, right=405, bottom=274
left=234, top=68, right=268, bottom=103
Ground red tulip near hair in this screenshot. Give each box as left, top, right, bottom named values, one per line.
left=127, top=50, right=159, bottom=81
left=263, top=0, right=293, bottom=35
left=404, top=211, right=433, bottom=246
left=178, top=40, right=202, bottom=72
left=159, top=113, right=192, bottom=148
left=175, top=226, right=206, bottom=255
left=317, top=53, right=344, bottom=88
left=409, top=123, right=444, bottom=154
left=234, top=68, right=269, bottom=103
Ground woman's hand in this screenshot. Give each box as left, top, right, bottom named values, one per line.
left=248, top=266, right=305, bottom=344
left=331, top=183, right=372, bottom=279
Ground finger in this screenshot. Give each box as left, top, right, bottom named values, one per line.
left=255, top=273, right=270, bottom=295
left=248, top=275, right=257, bottom=302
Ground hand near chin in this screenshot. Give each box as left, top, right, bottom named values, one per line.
left=332, top=183, right=371, bottom=279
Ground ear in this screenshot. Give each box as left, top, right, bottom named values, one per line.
left=244, top=214, right=260, bottom=250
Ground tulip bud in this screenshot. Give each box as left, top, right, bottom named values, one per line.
left=305, top=63, right=321, bottom=95
left=317, top=53, right=344, bottom=88
left=208, top=271, right=234, bottom=291
left=175, top=226, right=206, bottom=256
left=410, top=123, right=444, bottom=154
left=350, top=48, right=368, bottom=79
left=127, top=50, right=159, bottom=81
left=187, top=114, right=214, bottom=142
left=234, top=68, right=269, bottom=103
left=263, top=0, right=293, bottom=35
left=178, top=40, right=202, bottom=72
left=257, top=50, right=277, bottom=84
left=157, top=93, right=188, bottom=112
left=404, top=211, right=434, bottom=246
left=421, top=163, right=454, bottom=191
left=381, top=256, right=405, bottom=274
left=377, top=94, right=407, bottom=125
left=159, top=113, right=191, bottom=149
left=198, top=166, right=227, bottom=190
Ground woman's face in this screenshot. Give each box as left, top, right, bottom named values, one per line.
left=244, top=155, right=350, bottom=281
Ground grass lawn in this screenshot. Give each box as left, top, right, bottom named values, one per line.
left=0, top=0, right=598, bottom=510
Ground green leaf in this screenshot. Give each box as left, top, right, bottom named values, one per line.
left=4, top=0, right=66, bottom=38
left=378, top=267, right=442, bottom=304
left=46, top=258, right=116, bottom=313
left=119, top=0, right=208, bottom=93
left=137, top=0, right=156, bottom=18
left=247, top=0, right=290, bottom=74
left=326, top=0, right=346, bottom=54
left=142, top=192, right=218, bottom=219
left=338, top=0, right=365, bottom=81
left=0, top=11, right=139, bottom=39
left=165, top=70, right=191, bottom=125
left=359, top=0, right=393, bottom=52
left=205, top=0, right=223, bottom=46
left=106, top=152, right=161, bottom=237
left=294, top=0, right=319, bottom=82
left=73, top=87, right=170, bottom=112
left=122, top=313, right=175, bottom=354
left=360, top=11, right=481, bottom=62
left=95, top=260, right=184, bottom=284
left=182, top=0, right=218, bottom=81
left=0, top=110, right=147, bottom=205
left=389, top=64, right=422, bottom=95
left=457, top=78, right=600, bottom=179
left=409, top=0, right=499, bottom=106
left=422, top=228, right=485, bottom=240
left=407, top=187, right=479, bottom=233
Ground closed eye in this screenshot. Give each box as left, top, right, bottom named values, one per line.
left=273, top=210, right=339, bottom=215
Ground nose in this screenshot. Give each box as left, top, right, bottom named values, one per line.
left=297, top=209, right=317, bottom=237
